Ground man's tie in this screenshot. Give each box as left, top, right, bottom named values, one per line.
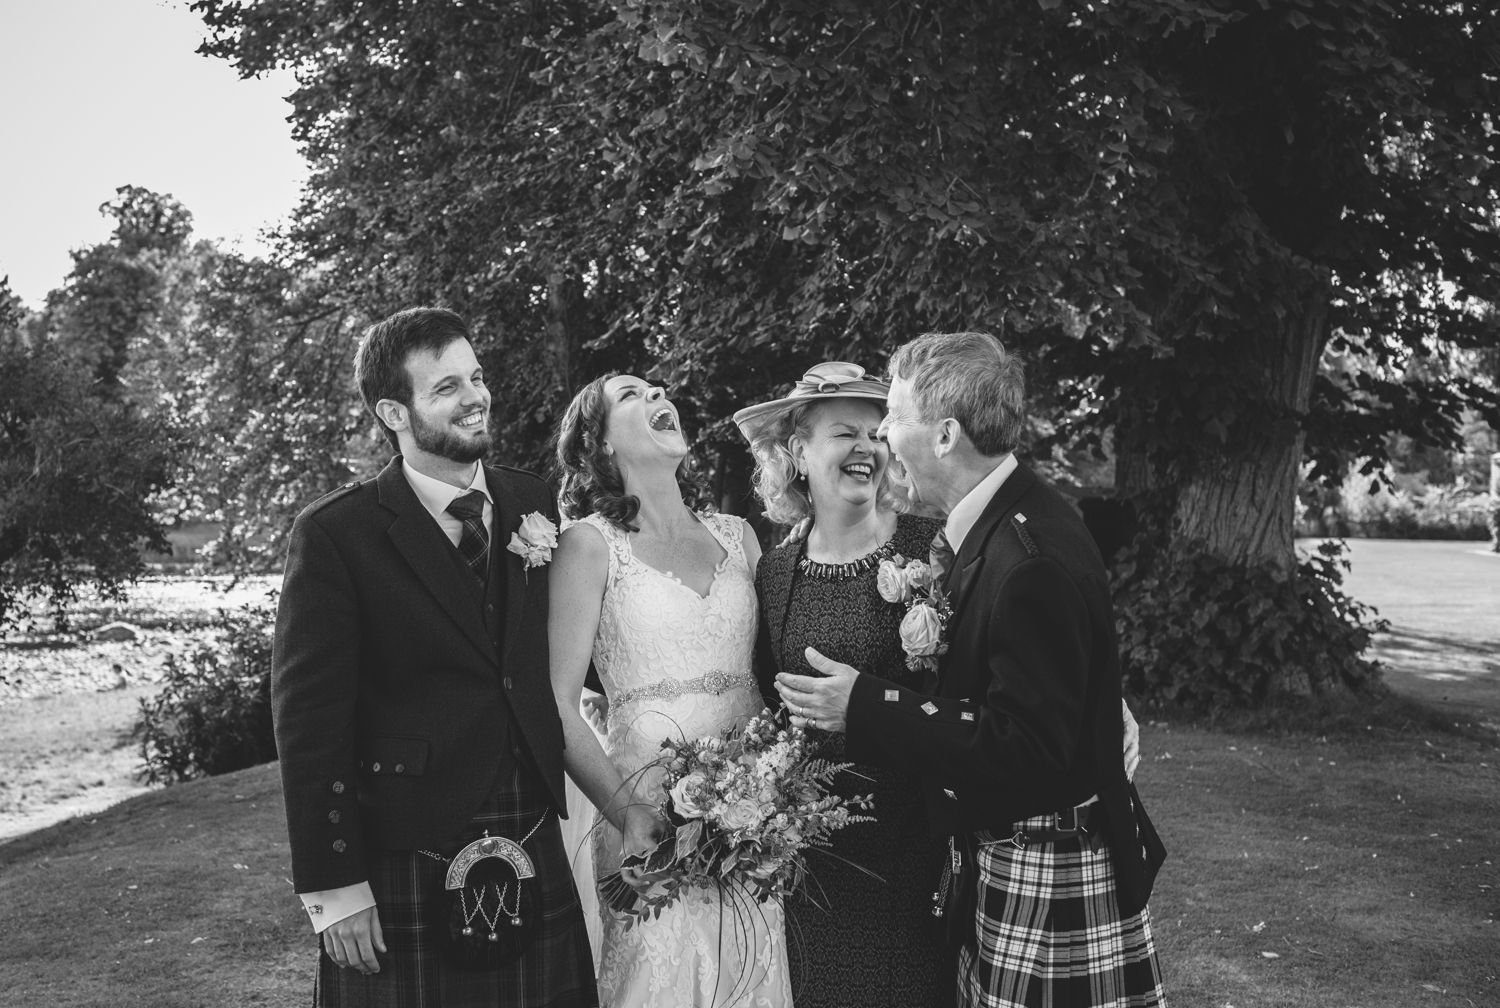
left=929, top=527, right=956, bottom=591
left=445, top=490, right=490, bottom=587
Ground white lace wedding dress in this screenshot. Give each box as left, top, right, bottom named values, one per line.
left=571, top=511, right=792, bottom=1008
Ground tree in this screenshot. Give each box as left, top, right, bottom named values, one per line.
left=196, top=0, right=1499, bottom=705
left=0, top=277, right=178, bottom=629
left=167, top=253, right=376, bottom=569
left=46, top=186, right=198, bottom=399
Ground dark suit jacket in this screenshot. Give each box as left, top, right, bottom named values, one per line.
left=272, top=456, right=567, bottom=894
left=844, top=464, right=1165, bottom=916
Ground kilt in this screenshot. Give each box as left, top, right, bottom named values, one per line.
left=956, top=814, right=1165, bottom=1008
left=316, top=765, right=597, bottom=1008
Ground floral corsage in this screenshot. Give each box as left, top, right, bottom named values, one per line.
left=876, top=554, right=952, bottom=672
left=506, top=511, right=558, bottom=580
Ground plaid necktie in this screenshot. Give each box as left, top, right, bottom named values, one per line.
left=929, top=527, right=956, bottom=591
left=445, top=490, right=490, bottom=587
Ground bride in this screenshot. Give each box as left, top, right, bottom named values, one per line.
left=548, top=373, right=792, bottom=1008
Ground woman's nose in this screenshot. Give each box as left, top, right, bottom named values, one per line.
left=647, top=386, right=664, bottom=400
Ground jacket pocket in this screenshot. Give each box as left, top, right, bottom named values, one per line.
left=358, top=735, right=429, bottom=777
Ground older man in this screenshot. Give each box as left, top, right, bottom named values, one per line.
left=778, top=331, right=1166, bottom=1007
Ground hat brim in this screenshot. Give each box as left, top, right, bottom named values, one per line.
left=732, top=388, right=888, bottom=441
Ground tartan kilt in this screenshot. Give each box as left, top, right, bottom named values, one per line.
left=957, top=814, right=1165, bottom=1008
left=316, top=765, right=597, bottom=1008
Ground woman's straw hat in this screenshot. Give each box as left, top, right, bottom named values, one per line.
left=732, top=362, right=889, bottom=441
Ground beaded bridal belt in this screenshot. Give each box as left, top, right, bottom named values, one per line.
left=612, top=670, right=757, bottom=708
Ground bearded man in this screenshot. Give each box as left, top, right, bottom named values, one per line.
left=272, top=307, right=595, bottom=1006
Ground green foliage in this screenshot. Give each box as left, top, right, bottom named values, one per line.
left=162, top=254, right=377, bottom=568
left=1115, top=540, right=1387, bottom=709
left=0, top=279, right=179, bottom=629
left=190, top=0, right=1500, bottom=703
left=137, top=604, right=277, bottom=784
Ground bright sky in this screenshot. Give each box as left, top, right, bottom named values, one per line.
left=0, top=0, right=306, bottom=306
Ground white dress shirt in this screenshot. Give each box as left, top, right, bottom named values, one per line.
left=943, top=452, right=1017, bottom=556
left=297, top=459, right=493, bottom=933
left=401, top=458, right=495, bottom=547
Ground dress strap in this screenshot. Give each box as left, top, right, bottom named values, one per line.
left=701, top=512, right=747, bottom=568
left=570, top=512, right=631, bottom=587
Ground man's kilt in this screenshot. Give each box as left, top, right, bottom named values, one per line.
left=316, top=766, right=597, bottom=1008
left=956, top=813, right=1165, bottom=1008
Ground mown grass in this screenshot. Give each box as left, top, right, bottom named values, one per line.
left=1, top=715, right=1495, bottom=1007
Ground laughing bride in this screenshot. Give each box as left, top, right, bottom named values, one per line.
left=547, top=373, right=791, bottom=1008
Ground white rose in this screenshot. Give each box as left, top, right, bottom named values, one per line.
left=719, top=799, right=763, bottom=831
left=669, top=773, right=708, bottom=818
left=518, top=510, right=559, bottom=548
left=904, top=559, right=936, bottom=589
left=876, top=559, right=912, bottom=604
left=900, top=603, right=944, bottom=657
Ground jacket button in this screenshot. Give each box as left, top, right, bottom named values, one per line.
left=371, top=762, right=381, bottom=773
left=332, top=781, right=345, bottom=794
left=328, top=811, right=341, bottom=824
left=486, top=603, right=495, bottom=613
left=394, top=764, right=405, bottom=774
left=503, top=676, right=513, bottom=690
left=332, top=839, right=347, bottom=853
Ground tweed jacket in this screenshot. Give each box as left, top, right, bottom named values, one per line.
left=272, top=456, right=567, bottom=894
left=844, top=464, right=1165, bottom=916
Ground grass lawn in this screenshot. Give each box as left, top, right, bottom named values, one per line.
left=3, top=549, right=1495, bottom=1005
left=2, top=719, right=1495, bottom=1007
left=1313, top=538, right=1500, bottom=729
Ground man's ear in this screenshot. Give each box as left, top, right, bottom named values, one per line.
left=374, top=398, right=409, bottom=434
left=932, top=418, right=963, bottom=459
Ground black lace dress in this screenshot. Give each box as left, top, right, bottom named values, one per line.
left=754, top=512, right=951, bottom=1008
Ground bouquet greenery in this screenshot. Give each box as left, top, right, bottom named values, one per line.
left=602, top=709, right=874, bottom=923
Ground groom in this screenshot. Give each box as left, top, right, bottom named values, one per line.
left=778, top=331, right=1166, bottom=1006
left=272, top=307, right=596, bottom=1006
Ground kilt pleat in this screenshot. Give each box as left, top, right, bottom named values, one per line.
left=957, top=817, right=1165, bottom=1008
left=316, top=766, right=597, bottom=1008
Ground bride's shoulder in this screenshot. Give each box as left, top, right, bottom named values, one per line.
left=558, top=513, right=615, bottom=553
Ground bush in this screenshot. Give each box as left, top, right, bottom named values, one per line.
left=1324, top=468, right=1492, bottom=540
left=1115, top=539, right=1388, bottom=709
left=137, top=603, right=277, bottom=784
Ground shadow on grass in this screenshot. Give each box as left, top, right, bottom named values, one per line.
left=1135, top=689, right=1500, bottom=746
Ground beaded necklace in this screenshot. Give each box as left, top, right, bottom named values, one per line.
left=796, top=538, right=898, bottom=581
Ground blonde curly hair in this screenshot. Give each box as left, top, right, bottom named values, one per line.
left=746, top=400, right=905, bottom=526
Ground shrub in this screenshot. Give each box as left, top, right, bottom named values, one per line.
left=1115, top=539, right=1388, bottom=709
left=1337, top=470, right=1492, bottom=540
left=138, top=603, right=277, bottom=784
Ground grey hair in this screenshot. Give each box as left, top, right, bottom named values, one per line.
left=887, top=332, right=1025, bottom=456
left=747, top=400, right=905, bottom=526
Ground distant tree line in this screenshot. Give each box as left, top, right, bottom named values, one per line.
left=4, top=0, right=1497, bottom=710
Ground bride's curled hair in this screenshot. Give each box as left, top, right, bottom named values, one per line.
left=555, top=373, right=713, bottom=532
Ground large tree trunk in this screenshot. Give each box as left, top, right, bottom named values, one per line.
left=1171, top=294, right=1326, bottom=571
left=545, top=269, right=586, bottom=398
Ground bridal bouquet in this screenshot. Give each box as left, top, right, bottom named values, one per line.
left=602, top=709, right=874, bottom=923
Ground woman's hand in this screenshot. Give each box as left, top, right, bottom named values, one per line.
left=776, top=517, right=812, bottom=549
left=619, top=805, right=665, bottom=890
left=581, top=692, right=609, bottom=732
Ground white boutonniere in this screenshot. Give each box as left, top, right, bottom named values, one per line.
left=876, top=554, right=951, bottom=672
left=507, top=511, right=558, bottom=580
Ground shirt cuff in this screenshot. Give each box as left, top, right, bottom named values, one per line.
left=300, top=881, right=376, bottom=934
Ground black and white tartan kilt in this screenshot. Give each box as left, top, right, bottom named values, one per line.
left=956, top=814, right=1165, bottom=1008
left=316, top=765, right=597, bottom=1008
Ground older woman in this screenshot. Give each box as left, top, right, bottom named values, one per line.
left=735, top=362, right=952, bottom=1008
